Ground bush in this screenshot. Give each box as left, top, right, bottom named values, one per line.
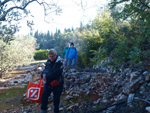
left=34, top=49, right=49, bottom=60
left=90, top=47, right=108, bottom=65
left=0, top=35, right=36, bottom=78
left=77, top=52, right=88, bottom=68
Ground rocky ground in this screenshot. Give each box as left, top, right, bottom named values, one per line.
left=0, top=63, right=150, bottom=113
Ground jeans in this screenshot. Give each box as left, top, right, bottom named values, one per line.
left=41, top=82, right=63, bottom=113
left=67, top=59, right=76, bottom=67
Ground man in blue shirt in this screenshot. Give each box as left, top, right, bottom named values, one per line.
left=65, top=42, right=78, bottom=68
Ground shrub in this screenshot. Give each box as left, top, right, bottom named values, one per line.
left=128, top=47, right=142, bottom=64
left=0, top=35, right=36, bottom=78
left=77, top=52, right=89, bottom=68
left=34, top=49, right=49, bottom=60
left=90, top=47, right=108, bottom=65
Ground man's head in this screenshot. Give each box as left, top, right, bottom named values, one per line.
left=67, top=43, right=70, bottom=47
left=70, top=42, right=74, bottom=48
left=48, top=49, right=57, bottom=62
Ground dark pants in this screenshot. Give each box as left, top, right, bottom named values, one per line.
left=41, top=82, right=63, bottom=113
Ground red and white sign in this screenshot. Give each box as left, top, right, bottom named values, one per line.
left=27, top=87, right=40, bottom=100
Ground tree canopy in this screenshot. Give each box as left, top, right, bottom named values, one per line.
left=0, top=0, right=63, bottom=22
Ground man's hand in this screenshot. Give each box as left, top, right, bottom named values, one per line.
left=43, top=74, right=47, bottom=81
left=43, top=77, right=46, bottom=81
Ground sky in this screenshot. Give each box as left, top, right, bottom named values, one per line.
left=15, top=0, right=109, bottom=35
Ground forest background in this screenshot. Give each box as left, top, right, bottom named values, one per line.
left=0, top=0, right=150, bottom=78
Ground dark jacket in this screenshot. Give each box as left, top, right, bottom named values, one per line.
left=42, top=56, right=64, bottom=84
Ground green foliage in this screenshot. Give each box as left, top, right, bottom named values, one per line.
left=77, top=51, right=89, bottom=68
left=110, top=0, right=150, bottom=42
left=90, top=47, right=108, bottom=65
left=93, top=10, right=118, bottom=37
left=77, top=27, right=102, bottom=67
left=92, top=10, right=119, bottom=54
left=77, top=10, right=119, bottom=67
left=34, top=49, right=49, bottom=60
left=0, top=35, right=36, bottom=77
left=0, top=25, right=15, bottom=42
left=110, top=0, right=150, bottom=20
left=110, top=35, right=131, bottom=64
left=128, top=47, right=142, bottom=64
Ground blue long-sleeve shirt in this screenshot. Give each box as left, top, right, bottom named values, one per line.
left=65, top=47, right=78, bottom=59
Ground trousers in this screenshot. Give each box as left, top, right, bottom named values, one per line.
left=67, top=58, right=76, bottom=67
left=41, top=82, right=63, bottom=113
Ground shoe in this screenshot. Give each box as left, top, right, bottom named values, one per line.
left=40, top=110, right=47, bottom=113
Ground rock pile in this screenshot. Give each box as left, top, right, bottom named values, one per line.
left=63, top=68, right=150, bottom=112
left=1, top=63, right=150, bottom=113
left=0, top=64, right=45, bottom=89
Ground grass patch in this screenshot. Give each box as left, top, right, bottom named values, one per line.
left=0, top=85, right=28, bottom=111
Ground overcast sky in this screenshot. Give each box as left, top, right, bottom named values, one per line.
left=15, top=0, right=109, bottom=35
